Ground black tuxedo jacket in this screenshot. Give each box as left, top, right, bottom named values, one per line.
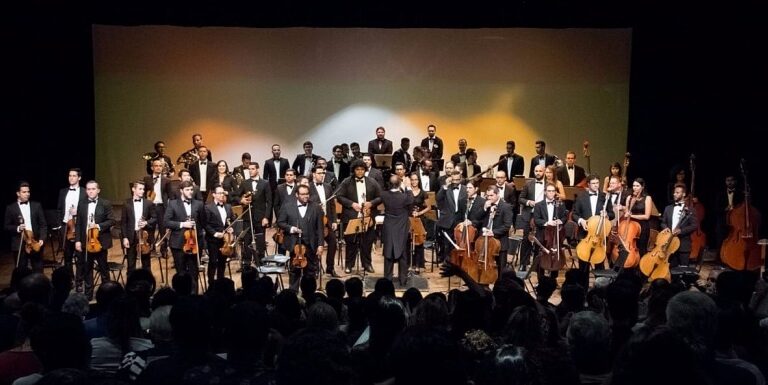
left=661, top=204, right=699, bottom=252
left=309, top=182, right=337, bottom=224
left=436, top=184, right=468, bottom=229
left=4, top=201, right=47, bottom=251
left=142, top=175, right=172, bottom=203
left=57, top=186, right=87, bottom=223
left=533, top=200, right=568, bottom=230
left=518, top=179, right=544, bottom=224
left=163, top=198, right=205, bottom=250
left=121, top=198, right=157, bottom=246
left=329, top=158, right=350, bottom=182
left=497, top=154, right=525, bottom=180
left=528, top=154, right=557, bottom=177
left=420, top=136, right=444, bottom=159
left=715, top=189, right=745, bottom=216
left=278, top=200, right=324, bottom=251
left=496, top=182, right=518, bottom=209
left=189, top=161, right=217, bottom=192
left=274, top=183, right=298, bottom=215
left=460, top=163, right=482, bottom=179
left=556, top=165, right=587, bottom=187
left=263, top=157, right=291, bottom=190
left=450, top=152, right=467, bottom=165
left=235, top=179, right=273, bottom=223
left=75, top=198, right=114, bottom=250
left=336, top=176, right=383, bottom=223
left=479, top=201, right=515, bottom=240
left=291, top=154, right=320, bottom=177
left=365, top=168, right=385, bottom=190
left=204, top=202, right=236, bottom=243
left=416, top=171, right=439, bottom=193
left=571, top=190, right=615, bottom=238
left=169, top=182, right=203, bottom=202
left=368, top=138, right=393, bottom=155
left=466, top=196, right=487, bottom=230
left=323, top=171, right=339, bottom=191
left=392, top=149, right=412, bottom=171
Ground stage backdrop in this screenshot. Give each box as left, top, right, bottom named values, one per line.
left=93, top=26, right=631, bottom=201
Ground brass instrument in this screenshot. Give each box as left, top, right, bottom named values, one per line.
left=176, top=150, right=200, bottom=167
left=144, top=152, right=171, bottom=176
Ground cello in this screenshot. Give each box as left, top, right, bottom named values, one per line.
left=720, top=159, right=762, bottom=271
left=451, top=219, right=478, bottom=273
left=473, top=206, right=500, bottom=285
left=536, top=200, right=567, bottom=272
left=639, top=207, right=690, bottom=282
left=688, top=154, right=707, bottom=261
left=611, top=197, right=641, bottom=268
left=576, top=194, right=612, bottom=265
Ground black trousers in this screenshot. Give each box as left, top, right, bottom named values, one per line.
left=14, top=248, right=42, bottom=272
left=436, top=225, right=455, bottom=263
left=241, top=223, right=266, bottom=267
left=324, top=228, right=338, bottom=272
left=153, top=204, right=167, bottom=257
left=172, top=248, right=200, bottom=294
left=344, top=225, right=375, bottom=269
left=79, top=249, right=109, bottom=300
left=669, top=250, right=690, bottom=267
left=206, top=239, right=227, bottom=286
left=384, top=255, right=409, bottom=286
left=126, top=244, right=151, bottom=273
left=289, top=246, right=318, bottom=286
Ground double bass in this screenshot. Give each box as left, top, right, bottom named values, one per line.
left=688, top=154, right=707, bottom=261
left=575, top=141, right=590, bottom=188
left=576, top=194, right=612, bottom=265
left=720, top=159, right=762, bottom=271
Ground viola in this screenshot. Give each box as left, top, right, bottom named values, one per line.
left=272, top=228, right=285, bottom=245
left=220, top=219, right=235, bottom=257
left=18, top=216, right=41, bottom=254
left=87, top=227, right=102, bottom=253
left=720, top=159, right=762, bottom=271
left=576, top=196, right=612, bottom=265
left=292, top=227, right=308, bottom=269
left=688, top=154, right=706, bottom=261
left=472, top=206, right=500, bottom=285
left=183, top=217, right=198, bottom=255
left=611, top=198, right=641, bottom=268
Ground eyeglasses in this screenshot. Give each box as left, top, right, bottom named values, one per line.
left=545, top=189, right=557, bottom=192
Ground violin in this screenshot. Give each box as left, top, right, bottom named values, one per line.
left=138, top=216, right=151, bottom=255
left=86, top=214, right=102, bottom=253
left=66, top=205, right=76, bottom=241
left=292, top=225, right=308, bottom=269
left=220, top=219, right=235, bottom=257
left=611, top=197, right=641, bottom=268
left=183, top=216, right=198, bottom=255
left=687, top=154, right=707, bottom=261
left=17, top=216, right=41, bottom=254
left=576, top=195, right=612, bottom=265
left=720, top=159, right=762, bottom=271
left=272, top=228, right=285, bottom=245
left=472, top=206, right=500, bottom=285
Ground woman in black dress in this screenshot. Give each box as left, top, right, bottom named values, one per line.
left=624, top=177, right=654, bottom=256
left=408, top=173, right=431, bottom=273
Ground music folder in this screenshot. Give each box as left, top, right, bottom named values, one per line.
left=374, top=154, right=393, bottom=169
left=563, top=186, right=584, bottom=201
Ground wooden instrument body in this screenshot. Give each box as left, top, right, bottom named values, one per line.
left=183, top=227, right=198, bottom=255
left=66, top=217, right=76, bottom=241
left=23, top=230, right=42, bottom=253
left=450, top=222, right=479, bottom=275
left=576, top=214, right=613, bottom=265
left=721, top=200, right=762, bottom=271
left=410, top=217, right=427, bottom=245
left=611, top=218, right=641, bottom=268
left=639, top=228, right=679, bottom=282
left=473, top=234, right=500, bottom=285
left=87, top=226, right=102, bottom=253
left=138, top=229, right=151, bottom=255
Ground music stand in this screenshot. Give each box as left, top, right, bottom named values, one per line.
left=374, top=154, right=393, bottom=170
left=563, top=186, right=584, bottom=202
left=513, top=177, right=532, bottom=191
left=477, top=177, right=496, bottom=193
left=344, top=217, right=373, bottom=293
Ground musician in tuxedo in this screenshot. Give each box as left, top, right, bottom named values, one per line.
left=494, top=171, right=518, bottom=212
left=350, top=142, right=364, bottom=161
left=58, top=168, right=87, bottom=276
left=392, top=138, right=412, bottom=173
left=571, top=175, right=615, bottom=272
left=436, top=170, right=468, bottom=262
left=232, top=152, right=253, bottom=188
left=292, top=141, right=320, bottom=177
left=557, top=151, right=587, bottom=187
left=204, top=185, right=236, bottom=286
left=661, top=185, right=699, bottom=267
left=121, top=181, right=157, bottom=273
left=367, top=126, right=394, bottom=167
left=410, top=146, right=425, bottom=174
left=498, top=140, right=525, bottom=182
left=316, top=158, right=338, bottom=190
left=5, top=181, right=46, bottom=272
left=381, top=175, right=414, bottom=286
left=273, top=169, right=298, bottom=221
left=460, top=149, right=482, bottom=180
left=417, top=159, right=439, bottom=192
left=189, top=146, right=216, bottom=202
left=362, top=153, right=385, bottom=189
left=234, top=162, right=272, bottom=269
left=145, top=141, right=175, bottom=177
left=171, top=169, right=203, bottom=201
left=449, top=138, right=468, bottom=165
left=309, top=166, right=340, bottom=277
left=265, top=145, right=292, bottom=190
left=74, top=181, right=114, bottom=300
left=479, top=186, right=515, bottom=275
left=164, top=180, right=205, bottom=293
left=337, top=160, right=382, bottom=273
left=529, top=140, right=557, bottom=178
left=330, top=145, right=351, bottom=182
left=533, top=183, right=569, bottom=278
left=438, top=161, right=455, bottom=187
left=420, top=124, right=444, bottom=161
left=278, top=184, right=324, bottom=284
left=464, top=181, right=487, bottom=230
left=517, top=164, right=546, bottom=270
left=715, top=175, right=744, bottom=250
left=177, top=133, right=213, bottom=170
left=144, top=159, right=173, bottom=258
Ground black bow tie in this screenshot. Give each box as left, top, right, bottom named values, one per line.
left=535, top=181, right=543, bottom=185
left=287, top=185, right=294, bottom=189
left=183, top=200, right=191, bottom=205
left=468, top=198, right=474, bottom=203
left=568, top=166, right=574, bottom=170
left=89, top=199, right=97, bottom=204
left=675, top=203, right=684, bottom=207
left=298, top=203, right=307, bottom=207
left=19, top=201, right=28, bottom=205
left=217, top=203, right=225, bottom=208
left=547, top=201, right=555, bottom=205
left=727, top=189, right=734, bottom=193
left=315, top=182, right=323, bottom=186
left=69, top=188, right=76, bottom=191
left=134, top=199, right=142, bottom=202
left=451, top=186, right=460, bottom=190
left=200, top=162, right=206, bottom=166
left=589, top=192, right=598, bottom=196
left=356, top=178, right=364, bottom=183
left=422, top=172, right=430, bottom=176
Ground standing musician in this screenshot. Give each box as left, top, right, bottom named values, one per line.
left=625, top=178, right=654, bottom=257
left=204, top=185, right=236, bottom=286
left=367, top=126, right=394, bottom=168
left=144, top=141, right=175, bottom=177
left=58, top=168, right=86, bottom=278
left=213, top=160, right=237, bottom=199
left=602, top=162, right=624, bottom=193
left=494, top=171, right=518, bottom=209
left=330, top=145, right=351, bottom=182
left=362, top=153, right=385, bottom=190
left=480, top=186, right=514, bottom=275
left=420, top=124, right=444, bottom=163
left=392, top=138, right=412, bottom=173
left=309, top=165, right=339, bottom=277
left=171, top=169, right=203, bottom=201
left=337, top=160, right=382, bottom=274
left=572, top=175, right=614, bottom=273
left=661, top=184, right=699, bottom=268
left=498, top=140, right=525, bottom=182
left=4, top=182, right=46, bottom=272
left=264, top=145, right=291, bottom=191
left=177, top=133, right=213, bottom=170
left=121, top=180, right=157, bottom=273
left=381, top=174, right=414, bottom=286
left=189, top=146, right=216, bottom=202
left=278, top=184, right=324, bottom=284
left=533, top=183, right=568, bottom=278
left=460, top=149, right=482, bottom=180
left=438, top=161, right=456, bottom=187
left=436, top=170, right=467, bottom=263
left=417, top=159, right=439, bottom=192
left=74, top=181, right=114, bottom=301
left=316, top=158, right=338, bottom=191
left=350, top=142, right=364, bottom=161
left=449, top=138, right=468, bottom=165
left=529, top=140, right=557, bottom=178
left=464, top=181, right=487, bottom=230
left=517, top=164, right=546, bottom=271
left=234, top=162, right=272, bottom=269
left=232, top=152, right=253, bottom=189
left=144, top=159, right=172, bottom=258
left=408, top=172, right=431, bottom=274
left=164, top=180, right=205, bottom=294
left=715, top=175, right=743, bottom=250
left=292, top=141, right=320, bottom=177
left=557, top=151, right=587, bottom=187
left=274, top=169, right=298, bottom=223
left=410, top=146, right=426, bottom=174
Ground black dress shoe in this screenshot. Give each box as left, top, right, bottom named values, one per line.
left=365, top=266, right=375, bottom=274
left=328, top=270, right=341, bottom=278
left=344, top=267, right=352, bottom=274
